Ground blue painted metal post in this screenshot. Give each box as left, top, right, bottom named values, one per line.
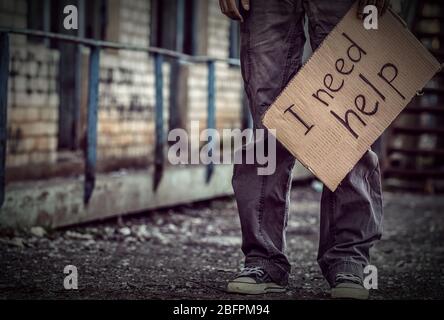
left=206, top=60, right=216, bottom=183
left=0, top=33, right=9, bottom=207
left=84, top=46, right=100, bottom=204
left=153, top=53, right=164, bottom=190
left=74, top=0, right=85, bottom=150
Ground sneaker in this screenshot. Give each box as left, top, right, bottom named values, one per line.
left=226, top=266, right=286, bottom=295
left=331, top=273, right=369, bottom=300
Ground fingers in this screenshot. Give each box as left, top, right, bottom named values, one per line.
left=219, top=0, right=243, bottom=21
left=358, top=0, right=390, bottom=19
left=376, top=0, right=386, bottom=16
left=357, top=0, right=368, bottom=19
left=367, top=0, right=377, bottom=12
left=381, top=0, right=391, bottom=16
left=224, top=0, right=244, bottom=22
left=241, top=0, right=250, bottom=11
left=219, top=0, right=228, bottom=14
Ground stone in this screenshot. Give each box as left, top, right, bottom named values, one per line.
left=30, top=226, right=46, bottom=238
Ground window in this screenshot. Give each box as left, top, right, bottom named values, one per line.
left=56, top=0, right=108, bottom=151
left=27, top=0, right=45, bottom=31
left=24, top=0, right=111, bottom=151
left=27, top=0, right=50, bottom=43
left=85, top=0, right=107, bottom=40
left=150, top=0, right=198, bottom=54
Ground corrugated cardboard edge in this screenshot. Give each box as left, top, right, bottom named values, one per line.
left=262, top=4, right=442, bottom=191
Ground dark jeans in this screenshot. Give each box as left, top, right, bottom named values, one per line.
left=232, top=0, right=383, bottom=286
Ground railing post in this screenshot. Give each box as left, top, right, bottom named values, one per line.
left=84, top=45, right=100, bottom=204
left=153, top=53, right=164, bottom=190
left=206, top=60, right=216, bottom=183
left=0, top=32, right=9, bottom=207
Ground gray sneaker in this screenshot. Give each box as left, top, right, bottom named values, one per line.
left=331, top=273, right=369, bottom=300
left=227, top=266, right=286, bottom=295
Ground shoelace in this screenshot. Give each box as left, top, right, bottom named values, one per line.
left=239, top=266, right=265, bottom=278
left=335, top=273, right=362, bottom=285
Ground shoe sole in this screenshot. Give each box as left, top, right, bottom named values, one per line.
left=331, top=285, right=369, bottom=300
left=227, top=281, right=287, bottom=295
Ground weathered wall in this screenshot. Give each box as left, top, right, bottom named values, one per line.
left=97, top=0, right=163, bottom=163
left=0, top=0, right=313, bottom=228
left=1, top=0, right=60, bottom=168
left=2, top=0, right=244, bottom=175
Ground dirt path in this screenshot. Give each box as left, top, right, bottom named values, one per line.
left=1, top=186, right=443, bottom=299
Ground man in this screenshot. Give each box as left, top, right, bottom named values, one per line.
left=219, top=0, right=389, bottom=299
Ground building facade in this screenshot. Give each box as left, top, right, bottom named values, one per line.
left=1, top=0, right=244, bottom=180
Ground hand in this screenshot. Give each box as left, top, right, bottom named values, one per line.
left=357, top=0, right=391, bottom=19
left=219, top=0, right=250, bottom=22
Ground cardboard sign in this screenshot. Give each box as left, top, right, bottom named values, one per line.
left=262, top=3, right=441, bottom=191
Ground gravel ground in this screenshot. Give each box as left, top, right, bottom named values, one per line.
left=0, top=185, right=443, bottom=300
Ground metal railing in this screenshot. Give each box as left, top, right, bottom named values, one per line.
left=0, top=27, right=241, bottom=207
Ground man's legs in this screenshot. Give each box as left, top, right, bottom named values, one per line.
left=232, top=0, right=305, bottom=286
left=303, top=0, right=384, bottom=286
left=318, top=151, right=383, bottom=286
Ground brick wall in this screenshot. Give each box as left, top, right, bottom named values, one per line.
left=7, top=45, right=59, bottom=167
left=188, top=1, right=243, bottom=148
left=2, top=0, right=244, bottom=178
left=1, top=0, right=60, bottom=168
left=97, top=0, right=165, bottom=162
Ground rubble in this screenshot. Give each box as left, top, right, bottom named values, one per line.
left=119, top=227, right=131, bottom=237
left=30, top=226, right=46, bottom=238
